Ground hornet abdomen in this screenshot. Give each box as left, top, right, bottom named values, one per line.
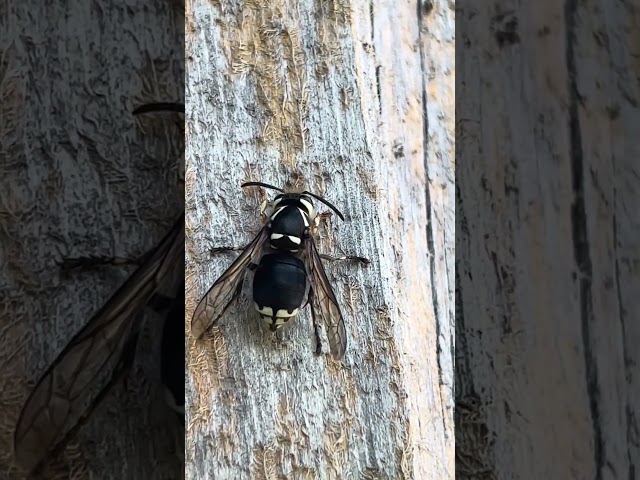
left=161, top=281, right=185, bottom=420
left=252, top=253, right=307, bottom=331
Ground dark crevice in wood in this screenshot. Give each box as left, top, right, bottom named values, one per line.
left=417, top=0, right=447, bottom=442
left=454, top=267, right=471, bottom=396
left=375, top=65, right=382, bottom=114
left=614, top=191, right=638, bottom=474
left=454, top=178, right=467, bottom=404
left=369, top=1, right=382, bottom=115
left=369, top=0, right=375, bottom=41
left=566, top=0, right=603, bottom=477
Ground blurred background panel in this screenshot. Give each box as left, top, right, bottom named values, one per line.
left=0, top=1, right=184, bottom=478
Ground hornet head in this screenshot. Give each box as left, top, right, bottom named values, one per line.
left=241, top=181, right=344, bottom=253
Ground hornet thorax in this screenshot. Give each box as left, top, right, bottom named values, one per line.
left=267, top=193, right=315, bottom=252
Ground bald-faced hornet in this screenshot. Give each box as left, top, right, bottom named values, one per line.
left=191, top=182, right=369, bottom=360
left=13, top=103, right=185, bottom=476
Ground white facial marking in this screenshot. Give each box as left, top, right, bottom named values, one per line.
left=288, top=235, right=301, bottom=245
left=270, top=233, right=284, bottom=240
left=300, top=199, right=314, bottom=217
left=289, top=249, right=298, bottom=253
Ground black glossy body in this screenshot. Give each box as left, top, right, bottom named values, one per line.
left=252, top=253, right=307, bottom=330
left=266, top=194, right=312, bottom=252
left=161, top=282, right=185, bottom=420
left=237, top=193, right=315, bottom=329
left=269, top=206, right=307, bottom=250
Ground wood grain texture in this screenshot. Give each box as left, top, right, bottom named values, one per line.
left=456, top=1, right=639, bottom=478
left=185, top=0, right=454, bottom=478
left=0, top=1, right=184, bottom=478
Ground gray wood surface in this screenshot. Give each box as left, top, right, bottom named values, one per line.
left=0, top=1, right=184, bottom=479
left=456, top=2, right=639, bottom=478
left=185, top=0, right=454, bottom=478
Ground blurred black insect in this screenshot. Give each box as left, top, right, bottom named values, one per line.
left=13, top=103, right=185, bottom=476
left=191, top=182, right=369, bottom=360
left=159, top=280, right=185, bottom=420
left=133, top=102, right=185, bottom=115
left=131, top=101, right=185, bottom=420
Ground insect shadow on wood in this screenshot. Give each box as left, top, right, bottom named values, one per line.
left=12, top=103, right=185, bottom=478
left=191, top=181, right=370, bottom=360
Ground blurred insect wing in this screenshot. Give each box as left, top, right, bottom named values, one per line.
left=191, top=226, right=269, bottom=338
left=304, top=238, right=347, bottom=360
left=13, top=213, right=184, bottom=473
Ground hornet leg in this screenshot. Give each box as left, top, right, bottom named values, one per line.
left=210, top=245, right=246, bottom=255
left=209, top=231, right=266, bottom=255
left=318, top=253, right=370, bottom=266
left=314, top=212, right=370, bottom=265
